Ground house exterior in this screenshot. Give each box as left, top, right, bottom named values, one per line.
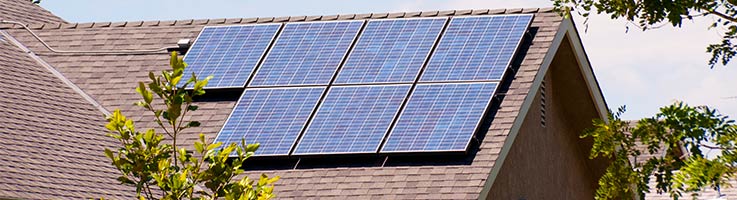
left=0, top=0, right=629, bottom=199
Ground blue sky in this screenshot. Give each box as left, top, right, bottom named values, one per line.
left=40, top=0, right=737, bottom=120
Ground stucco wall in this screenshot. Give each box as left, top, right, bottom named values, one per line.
left=487, top=36, right=603, bottom=199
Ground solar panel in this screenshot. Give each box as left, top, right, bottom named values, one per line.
left=334, top=18, right=446, bottom=84
left=381, top=82, right=498, bottom=153
left=215, top=87, right=324, bottom=156
left=420, top=14, right=532, bottom=82
left=249, top=21, right=364, bottom=87
left=293, top=84, right=411, bottom=155
left=180, top=24, right=281, bottom=89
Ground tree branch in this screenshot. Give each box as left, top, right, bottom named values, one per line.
left=700, top=143, right=735, bottom=150
left=709, top=10, right=737, bottom=23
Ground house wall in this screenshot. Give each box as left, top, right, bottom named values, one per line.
left=487, top=36, right=602, bottom=199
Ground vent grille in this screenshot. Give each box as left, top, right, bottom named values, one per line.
left=540, top=80, right=546, bottom=128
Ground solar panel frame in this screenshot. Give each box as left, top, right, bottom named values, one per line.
left=292, top=84, right=411, bottom=155
left=248, top=20, right=364, bottom=87
left=333, top=17, right=447, bottom=85
left=180, top=23, right=282, bottom=89
left=213, top=86, right=326, bottom=156
left=380, top=82, right=499, bottom=153
left=419, top=14, right=533, bottom=83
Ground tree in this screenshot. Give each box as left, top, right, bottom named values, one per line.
left=584, top=102, right=737, bottom=199
left=103, top=52, right=279, bottom=200
left=553, top=0, right=737, bottom=67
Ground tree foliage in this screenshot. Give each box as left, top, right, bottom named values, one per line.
left=585, top=102, right=737, bottom=199
left=553, top=0, right=737, bottom=67
left=104, top=52, right=278, bottom=200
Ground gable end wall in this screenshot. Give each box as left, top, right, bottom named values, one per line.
left=487, top=36, right=602, bottom=199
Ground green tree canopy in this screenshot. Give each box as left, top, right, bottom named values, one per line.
left=585, top=103, right=737, bottom=199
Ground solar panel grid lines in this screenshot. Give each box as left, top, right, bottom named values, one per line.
left=380, top=82, right=499, bottom=153
left=249, top=20, right=365, bottom=87
left=419, top=14, right=533, bottom=82
left=201, top=14, right=534, bottom=157
left=214, top=87, right=325, bottom=156
left=292, top=84, right=411, bottom=155
left=334, top=17, right=447, bottom=85
left=179, top=23, right=281, bottom=89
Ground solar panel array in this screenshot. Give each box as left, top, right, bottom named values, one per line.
left=190, top=14, right=533, bottom=156
left=179, top=24, right=281, bottom=89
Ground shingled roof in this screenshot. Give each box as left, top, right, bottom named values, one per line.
left=0, top=0, right=64, bottom=24
left=0, top=1, right=139, bottom=199
left=0, top=5, right=610, bottom=199
left=0, top=36, right=137, bottom=200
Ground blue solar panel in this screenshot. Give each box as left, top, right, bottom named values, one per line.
left=215, top=87, right=324, bottom=156
left=334, top=18, right=446, bottom=84
left=381, top=82, right=498, bottom=152
left=180, top=24, right=281, bottom=89
left=420, top=15, right=532, bottom=82
left=249, top=21, right=363, bottom=87
left=293, top=84, right=411, bottom=155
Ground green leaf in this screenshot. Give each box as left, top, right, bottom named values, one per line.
left=187, top=105, right=198, bottom=111
left=187, top=121, right=201, bottom=128
left=206, top=142, right=222, bottom=151
left=245, top=143, right=260, bottom=153
left=117, top=176, right=135, bottom=185
left=136, top=82, right=153, bottom=106
left=194, top=141, right=204, bottom=154
left=104, top=148, right=114, bottom=159
left=192, top=75, right=213, bottom=96
left=170, top=51, right=178, bottom=68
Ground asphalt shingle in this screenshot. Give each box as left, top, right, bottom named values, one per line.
left=0, top=0, right=64, bottom=24
left=0, top=31, right=136, bottom=200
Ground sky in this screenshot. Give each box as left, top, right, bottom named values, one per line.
left=40, top=0, right=737, bottom=120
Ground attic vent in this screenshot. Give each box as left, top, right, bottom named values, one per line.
left=540, top=80, right=547, bottom=128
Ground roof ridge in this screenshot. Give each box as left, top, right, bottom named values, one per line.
left=0, top=7, right=555, bottom=30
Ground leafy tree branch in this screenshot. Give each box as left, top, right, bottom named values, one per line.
left=584, top=102, right=737, bottom=199
left=103, top=52, right=278, bottom=200
left=553, top=0, right=737, bottom=67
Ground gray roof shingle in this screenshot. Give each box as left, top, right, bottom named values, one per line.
left=0, top=0, right=64, bottom=24
left=0, top=31, right=135, bottom=199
